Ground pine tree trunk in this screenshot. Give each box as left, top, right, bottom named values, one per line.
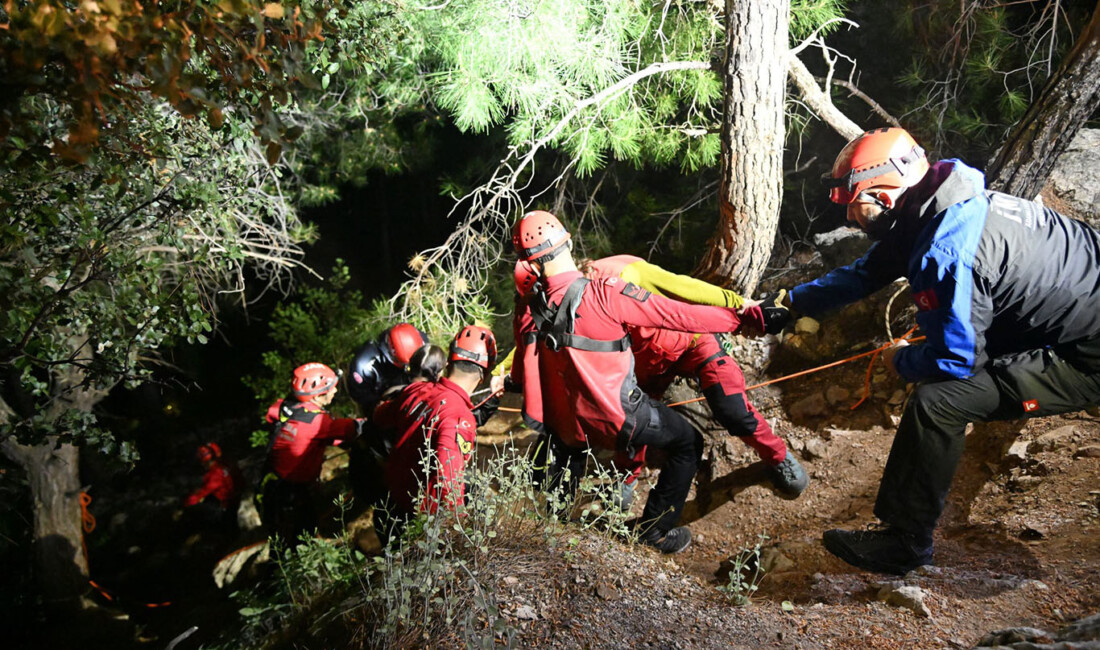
left=695, top=0, right=789, bottom=296
left=986, top=3, right=1100, bottom=198
left=1, top=438, right=89, bottom=613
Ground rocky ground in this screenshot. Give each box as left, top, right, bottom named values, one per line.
left=473, top=343, right=1100, bottom=650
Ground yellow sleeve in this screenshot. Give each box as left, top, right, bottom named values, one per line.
left=625, top=259, right=744, bottom=308
left=493, top=348, right=515, bottom=377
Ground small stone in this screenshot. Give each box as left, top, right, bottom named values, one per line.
left=1010, top=475, right=1043, bottom=491
left=503, top=576, right=519, bottom=586
left=876, top=584, right=932, bottom=618
left=1074, top=445, right=1100, bottom=458
left=511, top=605, right=538, bottom=620
left=825, top=386, right=851, bottom=406
left=1005, top=439, right=1029, bottom=462
left=803, top=437, right=828, bottom=460
left=887, top=389, right=906, bottom=406
left=794, top=317, right=821, bottom=336
left=761, top=546, right=796, bottom=573
left=596, top=581, right=621, bottom=601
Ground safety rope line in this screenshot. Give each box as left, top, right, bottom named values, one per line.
left=849, top=326, right=920, bottom=410
left=472, top=330, right=925, bottom=415
left=79, top=491, right=173, bottom=608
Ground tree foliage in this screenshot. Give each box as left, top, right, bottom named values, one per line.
left=0, top=0, right=326, bottom=163
left=0, top=100, right=310, bottom=451
left=894, top=0, right=1095, bottom=159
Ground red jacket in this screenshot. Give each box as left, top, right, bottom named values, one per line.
left=585, top=257, right=699, bottom=392
left=375, top=378, right=477, bottom=515
left=265, top=399, right=358, bottom=483
left=513, top=270, right=758, bottom=450
left=184, top=460, right=243, bottom=508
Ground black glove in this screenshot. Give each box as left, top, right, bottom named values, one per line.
left=503, top=374, right=522, bottom=393
left=759, top=289, right=792, bottom=335
left=472, top=395, right=501, bottom=426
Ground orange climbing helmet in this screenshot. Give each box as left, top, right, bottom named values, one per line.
left=198, top=442, right=222, bottom=463
left=449, top=325, right=497, bottom=370
left=513, top=259, right=540, bottom=297
left=823, top=127, right=930, bottom=204
left=380, top=323, right=428, bottom=368
left=512, top=210, right=571, bottom=262
left=291, top=362, right=340, bottom=401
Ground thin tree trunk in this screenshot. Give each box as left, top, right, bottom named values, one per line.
left=986, top=2, right=1100, bottom=197
left=1, top=437, right=88, bottom=613
left=695, top=0, right=789, bottom=296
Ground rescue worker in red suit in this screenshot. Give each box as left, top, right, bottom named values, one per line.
left=261, top=362, right=361, bottom=544
left=183, top=442, right=243, bottom=533
left=346, top=323, right=432, bottom=509
left=510, top=210, right=766, bottom=553
left=373, top=326, right=497, bottom=543
left=506, top=257, right=808, bottom=500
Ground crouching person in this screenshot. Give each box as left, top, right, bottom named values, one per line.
left=374, top=325, right=497, bottom=544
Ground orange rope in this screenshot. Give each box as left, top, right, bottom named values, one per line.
left=849, top=326, right=920, bottom=410
left=666, top=332, right=925, bottom=408
left=80, top=491, right=96, bottom=533
left=80, top=491, right=172, bottom=608
left=490, top=330, right=925, bottom=416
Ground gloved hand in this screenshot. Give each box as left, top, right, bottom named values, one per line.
left=472, top=395, right=501, bottom=426
left=734, top=305, right=765, bottom=337
left=759, top=289, right=792, bottom=335
left=503, top=374, right=522, bottom=393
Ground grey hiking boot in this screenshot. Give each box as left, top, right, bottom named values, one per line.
left=769, top=451, right=809, bottom=498
left=822, top=524, right=934, bottom=575
left=641, top=526, right=693, bottom=554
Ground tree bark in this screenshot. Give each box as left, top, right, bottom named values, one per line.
left=986, top=2, right=1100, bottom=198
left=695, top=0, right=790, bottom=296
left=0, top=437, right=88, bottom=613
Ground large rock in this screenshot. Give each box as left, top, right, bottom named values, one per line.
left=1045, top=128, right=1100, bottom=229
left=813, top=226, right=872, bottom=268
left=973, top=612, right=1100, bottom=648
left=789, top=392, right=828, bottom=421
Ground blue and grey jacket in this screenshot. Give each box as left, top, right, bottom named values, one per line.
left=791, top=160, right=1100, bottom=382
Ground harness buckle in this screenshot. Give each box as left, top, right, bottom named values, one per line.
left=544, top=334, right=561, bottom=352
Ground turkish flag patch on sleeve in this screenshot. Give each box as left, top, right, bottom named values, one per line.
left=1022, top=399, right=1039, bottom=412
left=913, top=289, right=940, bottom=311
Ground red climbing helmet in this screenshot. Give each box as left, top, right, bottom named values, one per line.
left=449, top=325, right=497, bottom=370
left=197, top=442, right=222, bottom=463
left=380, top=323, right=427, bottom=368
left=513, top=259, right=540, bottom=296
left=291, top=362, right=340, bottom=401
left=512, top=210, right=571, bottom=262
left=823, top=127, right=930, bottom=204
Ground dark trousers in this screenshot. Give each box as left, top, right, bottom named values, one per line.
left=530, top=432, right=588, bottom=510
left=876, top=340, right=1100, bottom=540
left=631, top=400, right=705, bottom=536
left=262, top=479, right=318, bottom=545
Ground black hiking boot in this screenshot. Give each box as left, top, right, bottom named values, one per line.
left=769, top=451, right=809, bottom=498
left=640, top=526, right=693, bottom=554
left=822, top=524, right=933, bottom=575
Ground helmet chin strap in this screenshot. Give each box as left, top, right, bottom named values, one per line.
left=861, top=208, right=898, bottom=241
